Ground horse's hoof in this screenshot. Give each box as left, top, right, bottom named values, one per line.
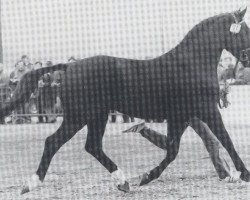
left=240, top=171, right=250, bottom=182
left=139, top=173, right=151, bottom=186
left=20, top=174, right=41, bottom=194
left=20, top=186, right=30, bottom=195
left=117, top=181, right=130, bottom=192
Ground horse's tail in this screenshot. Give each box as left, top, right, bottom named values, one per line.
left=0, top=63, right=68, bottom=119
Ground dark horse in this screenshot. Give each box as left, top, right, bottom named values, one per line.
left=2, top=8, right=250, bottom=194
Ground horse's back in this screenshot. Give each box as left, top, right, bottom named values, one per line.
left=60, top=55, right=219, bottom=120
left=60, top=56, right=167, bottom=119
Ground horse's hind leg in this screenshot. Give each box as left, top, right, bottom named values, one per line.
left=201, top=106, right=250, bottom=182
left=85, top=115, right=129, bottom=192
left=21, top=118, right=85, bottom=194
left=140, top=118, right=187, bottom=186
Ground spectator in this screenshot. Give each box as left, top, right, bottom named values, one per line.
left=51, top=70, right=64, bottom=114
left=21, top=55, right=33, bottom=71
left=234, top=61, right=250, bottom=85
left=242, top=68, right=250, bottom=84
left=218, top=56, right=237, bottom=84
left=0, top=63, right=9, bottom=87
left=122, top=114, right=135, bottom=123
left=33, top=61, right=43, bottom=70
left=28, top=61, right=43, bottom=120
left=38, top=73, right=56, bottom=123
left=37, top=76, right=44, bottom=123
left=221, top=63, right=235, bottom=83
left=217, top=60, right=226, bottom=84
left=9, top=61, right=28, bottom=89
left=45, top=61, right=53, bottom=67
left=37, top=61, right=56, bottom=123
left=0, top=63, right=11, bottom=124
left=9, top=60, right=30, bottom=122
left=110, top=110, right=117, bottom=123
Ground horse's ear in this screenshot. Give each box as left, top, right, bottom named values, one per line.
left=234, top=7, right=247, bottom=22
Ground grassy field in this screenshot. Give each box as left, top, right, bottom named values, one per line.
left=0, top=85, right=250, bottom=200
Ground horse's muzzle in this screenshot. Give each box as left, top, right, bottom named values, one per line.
left=239, top=48, right=250, bottom=68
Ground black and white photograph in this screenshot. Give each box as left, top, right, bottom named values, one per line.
left=0, top=0, right=250, bottom=199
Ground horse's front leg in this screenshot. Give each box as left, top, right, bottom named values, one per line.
left=21, top=118, right=85, bottom=194
left=85, top=116, right=130, bottom=192
left=201, top=106, right=250, bottom=182
left=140, top=119, right=186, bottom=186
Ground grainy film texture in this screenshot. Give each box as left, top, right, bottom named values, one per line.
left=0, top=0, right=250, bottom=199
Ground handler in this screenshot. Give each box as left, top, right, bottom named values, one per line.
left=123, top=117, right=240, bottom=182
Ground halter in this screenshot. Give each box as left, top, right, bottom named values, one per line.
left=230, top=12, right=250, bottom=68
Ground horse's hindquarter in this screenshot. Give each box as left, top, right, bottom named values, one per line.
left=61, top=57, right=117, bottom=117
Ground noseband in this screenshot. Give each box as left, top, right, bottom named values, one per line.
left=239, top=48, right=250, bottom=66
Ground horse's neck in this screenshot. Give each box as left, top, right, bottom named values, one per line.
left=162, top=35, right=222, bottom=70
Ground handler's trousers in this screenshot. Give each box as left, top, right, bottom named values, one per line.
left=139, top=118, right=231, bottom=179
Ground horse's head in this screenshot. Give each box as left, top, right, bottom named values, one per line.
left=224, top=7, right=250, bottom=68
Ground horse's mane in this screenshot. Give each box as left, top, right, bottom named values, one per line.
left=165, top=12, right=232, bottom=56
left=184, top=12, right=231, bottom=42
